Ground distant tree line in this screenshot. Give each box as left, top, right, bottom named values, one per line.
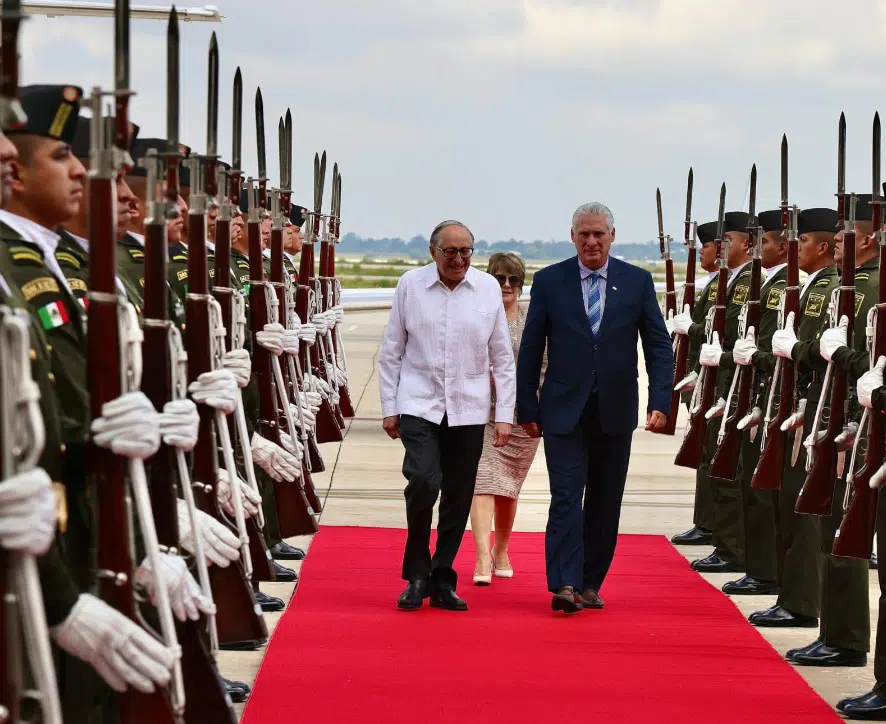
left=338, top=233, right=689, bottom=261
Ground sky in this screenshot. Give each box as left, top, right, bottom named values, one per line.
left=18, top=0, right=886, bottom=245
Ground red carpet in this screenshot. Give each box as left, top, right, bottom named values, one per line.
left=241, top=527, right=841, bottom=723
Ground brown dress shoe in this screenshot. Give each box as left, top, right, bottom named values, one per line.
left=581, top=590, right=604, bottom=609
left=552, top=586, right=582, bottom=614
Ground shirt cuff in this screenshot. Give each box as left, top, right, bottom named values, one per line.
left=494, top=405, right=515, bottom=424
left=381, top=400, right=398, bottom=418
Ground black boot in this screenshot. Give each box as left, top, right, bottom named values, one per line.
left=671, top=527, right=712, bottom=546
left=271, top=541, right=306, bottom=560
left=843, top=692, right=886, bottom=720
left=254, top=589, right=286, bottom=612
left=223, top=677, right=250, bottom=704
left=748, top=605, right=818, bottom=628
left=272, top=560, right=298, bottom=583
left=722, top=575, right=778, bottom=595
left=691, top=552, right=742, bottom=573
left=397, top=579, right=428, bottom=610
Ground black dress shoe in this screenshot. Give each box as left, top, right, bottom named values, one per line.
left=785, top=640, right=821, bottom=662
left=397, top=580, right=428, bottom=610
left=223, top=677, right=250, bottom=703
left=254, top=589, right=286, bottom=612
left=792, top=644, right=867, bottom=667
left=671, top=526, right=713, bottom=546
left=272, top=560, right=298, bottom=583
left=844, top=691, right=886, bottom=720
left=691, top=552, right=742, bottom=573
left=748, top=605, right=818, bottom=628
left=271, top=541, right=306, bottom=560
left=839, top=691, right=876, bottom=713
left=722, top=575, right=779, bottom=595
left=219, top=639, right=267, bottom=652
left=872, top=553, right=879, bottom=570
left=430, top=588, right=468, bottom=611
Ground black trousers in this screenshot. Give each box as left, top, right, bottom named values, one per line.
left=543, top=394, right=633, bottom=593
left=399, top=414, right=485, bottom=588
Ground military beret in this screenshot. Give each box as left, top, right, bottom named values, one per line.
left=289, top=204, right=307, bottom=227
left=722, top=211, right=751, bottom=234
left=128, top=137, right=191, bottom=186
left=696, top=221, right=718, bottom=244
left=10, top=85, right=83, bottom=144
left=239, top=186, right=249, bottom=214
left=757, top=210, right=783, bottom=234
left=798, top=208, right=838, bottom=235
left=71, top=116, right=139, bottom=159
left=850, top=193, right=874, bottom=223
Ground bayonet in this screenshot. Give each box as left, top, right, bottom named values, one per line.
left=656, top=187, right=665, bottom=258
left=874, top=112, right=881, bottom=201
left=838, top=112, right=847, bottom=198
left=255, top=87, right=267, bottom=209
left=716, top=182, right=726, bottom=242
left=748, top=164, right=757, bottom=221
left=284, top=108, right=292, bottom=191
left=113, top=0, right=131, bottom=159
left=684, top=168, right=693, bottom=224
left=206, top=32, right=218, bottom=159
left=165, top=6, right=180, bottom=210
left=780, top=135, right=788, bottom=207
left=232, top=68, right=242, bottom=171
left=314, top=151, right=327, bottom=214
left=278, top=117, right=285, bottom=190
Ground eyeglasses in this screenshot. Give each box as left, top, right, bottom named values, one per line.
left=494, top=274, right=523, bottom=288
left=435, top=246, right=474, bottom=259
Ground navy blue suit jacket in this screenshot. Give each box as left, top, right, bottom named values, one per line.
left=516, top=256, right=673, bottom=436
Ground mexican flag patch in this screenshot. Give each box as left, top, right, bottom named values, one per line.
left=37, top=300, right=70, bottom=329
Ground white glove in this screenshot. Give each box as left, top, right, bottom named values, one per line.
left=217, top=467, right=262, bottom=518
left=671, top=305, right=693, bottom=336
left=311, top=313, right=330, bottom=335
left=820, top=315, right=849, bottom=362
left=780, top=398, right=807, bottom=432
left=279, top=431, right=304, bottom=463
left=772, top=312, right=798, bottom=359
left=870, top=462, right=886, bottom=490
left=176, top=500, right=240, bottom=567
left=737, top=406, right=763, bottom=430
left=858, top=356, right=886, bottom=409
left=222, top=348, right=251, bottom=388
left=664, top=309, right=676, bottom=336
left=158, top=399, right=199, bottom=452
left=51, top=593, right=175, bottom=694
left=705, top=397, right=727, bottom=420
left=256, top=322, right=285, bottom=356
left=733, top=328, right=757, bottom=366
left=674, top=370, right=698, bottom=393
left=281, top=328, right=301, bottom=355
left=331, top=305, right=345, bottom=325
left=0, top=468, right=56, bottom=555
left=298, top=322, right=317, bottom=346
left=134, top=552, right=214, bottom=623
left=90, top=391, right=160, bottom=459
left=188, top=370, right=238, bottom=414
left=311, top=377, right=332, bottom=400
left=334, top=366, right=348, bottom=387
left=699, top=332, right=723, bottom=368
left=292, top=402, right=316, bottom=429
left=301, top=390, right=322, bottom=410
left=835, top=421, right=859, bottom=450
left=251, top=432, right=300, bottom=483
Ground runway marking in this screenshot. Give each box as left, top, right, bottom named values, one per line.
left=347, top=324, right=358, bottom=332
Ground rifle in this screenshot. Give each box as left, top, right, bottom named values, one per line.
left=751, top=135, right=800, bottom=491
left=674, top=183, right=727, bottom=469
left=298, top=152, right=343, bottom=443
left=661, top=170, right=695, bottom=436
left=834, top=114, right=885, bottom=558
left=141, top=145, right=237, bottom=724
left=87, top=82, right=184, bottom=721
left=710, top=166, right=762, bottom=480
left=319, top=163, right=355, bottom=418
left=180, top=40, right=266, bottom=647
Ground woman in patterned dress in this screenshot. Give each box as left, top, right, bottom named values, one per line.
left=470, top=253, right=545, bottom=584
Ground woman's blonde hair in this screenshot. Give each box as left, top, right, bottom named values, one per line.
left=486, top=252, right=525, bottom=286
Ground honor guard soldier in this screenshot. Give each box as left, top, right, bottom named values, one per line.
left=721, top=209, right=788, bottom=595
left=751, top=207, right=840, bottom=629
left=670, top=220, right=719, bottom=546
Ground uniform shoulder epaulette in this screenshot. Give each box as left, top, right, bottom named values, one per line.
left=9, top=245, right=43, bottom=265
left=127, top=248, right=145, bottom=261
left=856, top=273, right=870, bottom=281
left=171, top=255, right=188, bottom=263
left=236, top=260, right=250, bottom=270
left=55, top=250, right=81, bottom=269
left=814, top=278, right=831, bottom=287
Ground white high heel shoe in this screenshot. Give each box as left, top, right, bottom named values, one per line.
left=493, top=567, right=514, bottom=579
left=473, top=559, right=492, bottom=586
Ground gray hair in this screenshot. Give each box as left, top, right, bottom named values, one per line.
left=430, top=219, right=475, bottom=247
left=572, top=202, right=615, bottom=232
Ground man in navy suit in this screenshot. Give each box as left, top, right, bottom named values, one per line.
left=517, top=202, right=674, bottom=613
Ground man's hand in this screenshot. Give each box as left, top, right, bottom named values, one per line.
left=382, top=415, right=401, bottom=439
left=521, top=422, right=542, bottom=438
left=493, top=422, right=512, bottom=448
left=646, top=411, right=667, bottom=431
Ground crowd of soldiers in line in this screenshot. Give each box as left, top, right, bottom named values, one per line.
left=0, top=41, right=351, bottom=721
left=664, top=160, right=886, bottom=718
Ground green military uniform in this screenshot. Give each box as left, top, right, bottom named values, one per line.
left=54, top=230, right=90, bottom=307
left=231, top=248, right=251, bottom=291
left=738, top=257, right=788, bottom=584
left=764, top=262, right=840, bottom=621
left=167, top=241, right=190, bottom=303
left=283, top=252, right=298, bottom=280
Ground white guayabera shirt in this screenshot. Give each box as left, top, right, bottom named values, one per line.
left=378, top=262, right=516, bottom=427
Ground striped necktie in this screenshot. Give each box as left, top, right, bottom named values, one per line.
left=587, top=271, right=602, bottom=336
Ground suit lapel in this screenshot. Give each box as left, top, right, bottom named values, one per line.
left=597, top=259, right=621, bottom=339
left=566, top=258, right=593, bottom=340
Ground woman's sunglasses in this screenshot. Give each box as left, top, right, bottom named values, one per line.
left=494, top=274, right=523, bottom=288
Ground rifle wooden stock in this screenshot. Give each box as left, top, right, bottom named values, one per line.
left=186, top=208, right=267, bottom=646
left=674, top=264, right=728, bottom=469
left=750, top=411, right=789, bottom=490
left=89, top=171, right=174, bottom=722
left=143, top=212, right=236, bottom=724
left=212, top=220, right=274, bottom=584
left=796, top=228, right=856, bottom=516
left=247, top=218, right=316, bottom=537
left=710, top=255, right=762, bottom=480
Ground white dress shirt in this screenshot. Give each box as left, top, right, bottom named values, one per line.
left=378, top=263, right=516, bottom=426
left=578, top=257, right=608, bottom=319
